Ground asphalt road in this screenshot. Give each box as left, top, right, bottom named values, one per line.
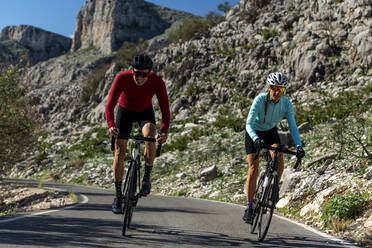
left=0, top=179, right=358, bottom=248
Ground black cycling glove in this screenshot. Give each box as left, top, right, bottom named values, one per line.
left=254, top=138, right=265, bottom=151
left=296, top=146, right=305, bottom=159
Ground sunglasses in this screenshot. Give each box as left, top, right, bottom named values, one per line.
left=270, top=85, right=285, bottom=93
left=133, top=70, right=149, bottom=78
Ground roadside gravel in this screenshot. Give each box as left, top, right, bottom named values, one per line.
left=0, top=183, right=75, bottom=216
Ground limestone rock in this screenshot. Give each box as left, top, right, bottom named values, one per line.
left=0, top=25, right=71, bottom=65
left=71, top=0, right=193, bottom=54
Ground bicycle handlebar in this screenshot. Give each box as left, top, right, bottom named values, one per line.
left=128, top=134, right=162, bottom=157
left=110, top=134, right=162, bottom=157
left=254, top=144, right=302, bottom=170
left=128, top=134, right=156, bottom=142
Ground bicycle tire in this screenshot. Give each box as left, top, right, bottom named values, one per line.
left=127, top=163, right=137, bottom=227
left=122, top=162, right=135, bottom=236
left=257, top=174, right=277, bottom=242
left=250, top=174, right=264, bottom=234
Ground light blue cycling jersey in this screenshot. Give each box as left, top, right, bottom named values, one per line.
left=246, top=92, right=302, bottom=147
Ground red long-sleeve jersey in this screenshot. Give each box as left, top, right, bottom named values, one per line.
left=105, top=70, right=170, bottom=134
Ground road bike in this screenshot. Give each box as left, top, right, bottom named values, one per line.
left=120, top=131, right=161, bottom=236
left=249, top=144, right=301, bottom=241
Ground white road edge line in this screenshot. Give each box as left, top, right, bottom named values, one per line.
left=157, top=194, right=359, bottom=248
left=0, top=194, right=89, bottom=224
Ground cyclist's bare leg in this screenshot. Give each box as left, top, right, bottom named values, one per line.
left=113, top=139, right=128, bottom=182
left=269, top=144, right=284, bottom=182
left=246, top=153, right=260, bottom=202
left=142, top=123, right=156, bottom=166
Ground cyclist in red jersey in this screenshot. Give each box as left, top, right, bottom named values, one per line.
left=105, top=54, right=170, bottom=214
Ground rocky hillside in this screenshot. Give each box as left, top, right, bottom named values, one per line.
left=154, top=0, right=371, bottom=121
left=4, top=0, right=371, bottom=246
left=71, top=0, right=194, bottom=54
left=0, top=25, right=71, bottom=65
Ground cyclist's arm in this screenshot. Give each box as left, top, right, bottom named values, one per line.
left=285, top=99, right=302, bottom=147
left=245, top=95, right=263, bottom=141
left=105, top=73, right=123, bottom=128
left=155, top=77, right=170, bottom=134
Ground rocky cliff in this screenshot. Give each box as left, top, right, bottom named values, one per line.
left=0, top=25, right=71, bottom=65
left=71, top=0, right=193, bottom=54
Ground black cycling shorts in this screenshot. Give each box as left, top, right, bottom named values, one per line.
left=115, top=106, right=156, bottom=139
left=245, top=127, right=281, bottom=154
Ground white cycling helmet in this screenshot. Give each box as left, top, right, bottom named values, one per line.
left=267, top=72, right=289, bottom=87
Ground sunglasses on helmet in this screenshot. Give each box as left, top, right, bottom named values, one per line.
left=132, top=70, right=149, bottom=78
left=270, top=85, right=285, bottom=93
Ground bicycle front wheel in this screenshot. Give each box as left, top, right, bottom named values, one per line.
left=250, top=174, right=264, bottom=234
left=256, top=174, right=277, bottom=242
left=122, top=162, right=136, bottom=236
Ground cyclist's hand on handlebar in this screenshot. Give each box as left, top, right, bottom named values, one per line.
left=156, top=133, right=167, bottom=144
left=109, top=127, right=119, bottom=138
left=254, top=138, right=265, bottom=151
left=296, top=146, right=305, bottom=159
left=253, top=138, right=265, bottom=160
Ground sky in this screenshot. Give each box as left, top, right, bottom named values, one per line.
left=0, top=0, right=240, bottom=38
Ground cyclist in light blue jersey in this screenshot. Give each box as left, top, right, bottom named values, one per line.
left=242, top=72, right=305, bottom=224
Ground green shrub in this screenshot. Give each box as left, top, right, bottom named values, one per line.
left=161, top=125, right=213, bottom=152
left=34, top=142, right=50, bottom=163
left=168, top=13, right=223, bottom=43
left=215, top=45, right=236, bottom=62
left=115, top=39, right=148, bottom=69
left=262, top=28, right=278, bottom=40
left=214, top=114, right=245, bottom=132
left=68, top=127, right=110, bottom=159
left=162, top=135, right=188, bottom=152
left=321, top=190, right=369, bottom=228
left=295, top=84, right=372, bottom=126
left=189, top=127, right=212, bottom=140
left=80, top=63, right=110, bottom=103
left=184, top=84, right=203, bottom=97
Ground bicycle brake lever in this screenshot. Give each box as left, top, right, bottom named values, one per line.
left=294, top=158, right=302, bottom=170
left=111, top=136, right=115, bottom=152
left=156, top=143, right=162, bottom=157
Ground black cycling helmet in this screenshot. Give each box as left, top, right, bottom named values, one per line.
left=131, top=53, right=153, bottom=70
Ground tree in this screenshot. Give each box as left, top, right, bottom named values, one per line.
left=218, top=1, right=232, bottom=13
left=0, top=65, right=38, bottom=173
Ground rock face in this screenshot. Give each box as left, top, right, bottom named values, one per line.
left=24, top=48, right=114, bottom=128
left=0, top=25, right=71, bottom=65
left=153, top=0, right=371, bottom=122
left=71, top=0, right=193, bottom=54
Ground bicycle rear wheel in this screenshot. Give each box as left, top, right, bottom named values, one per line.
left=122, top=162, right=136, bottom=236
left=256, top=174, right=278, bottom=242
